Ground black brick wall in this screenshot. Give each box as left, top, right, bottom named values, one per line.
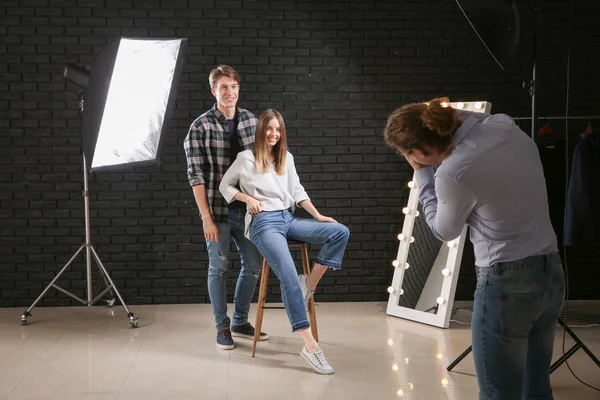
left=1, top=0, right=599, bottom=307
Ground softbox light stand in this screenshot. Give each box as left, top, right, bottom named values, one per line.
left=21, top=37, right=187, bottom=328
left=21, top=91, right=139, bottom=328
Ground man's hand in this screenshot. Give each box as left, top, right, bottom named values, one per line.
left=247, top=197, right=263, bottom=214
left=405, top=153, right=427, bottom=171
left=203, top=219, right=219, bottom=243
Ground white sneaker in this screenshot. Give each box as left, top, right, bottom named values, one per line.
left=301, top=346, right=335, bottom=375
left=299, top=274, right=314, bottom=312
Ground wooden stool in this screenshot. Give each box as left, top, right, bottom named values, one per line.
left=252, top=240, right=319, bottom=357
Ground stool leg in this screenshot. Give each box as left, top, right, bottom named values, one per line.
left=301, top=245, right=319, bottom=342
left=252, top=259, right=269, bottom=358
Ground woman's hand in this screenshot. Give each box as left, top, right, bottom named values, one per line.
left=316, top=214, right=337, bottom=223
left=246, top=197, right=263, bottom=214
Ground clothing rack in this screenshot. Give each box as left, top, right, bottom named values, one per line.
left=513, top=115, right=600, bottom=121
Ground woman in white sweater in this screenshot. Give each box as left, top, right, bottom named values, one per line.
left=219, top=109, right=350, bottom=375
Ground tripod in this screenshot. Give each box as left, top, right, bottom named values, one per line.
left=447, top=318, right=600, bottom=372
left=20, top=93, right=138, bottom=329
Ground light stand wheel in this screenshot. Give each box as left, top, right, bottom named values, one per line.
left=20, top=312, right=31, bottom=326
left=128, top=313, right=139, bottom=329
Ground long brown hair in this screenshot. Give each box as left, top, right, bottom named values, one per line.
left=384, top=97, right=462, bottom=157
left=253, top=109, right=288, bottom=175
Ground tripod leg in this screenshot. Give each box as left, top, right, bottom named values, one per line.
left=21, top=245, right=86, bottom=325
left=90, top=261, right=116, bottom=307
left=447, top=345, right=473, bottom=372
left=550, top=344, right=581, bottom=373
left=551, top=318, right=600, bottom=373
left=90, top=246, right=138, bottom=328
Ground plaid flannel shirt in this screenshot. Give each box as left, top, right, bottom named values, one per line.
left=184, top=104, right=257, bottom=223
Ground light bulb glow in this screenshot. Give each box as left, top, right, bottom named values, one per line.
left=475, top=102, right=483, bottom=109
left=399, top=289, right=404, bottom=295
left=404, top=357, right=410, bottom=365
left=402, top=207, right=410, bottom=215
left=441, top=378, right=449, bottom=386
left=415, top=211, right=420, bottom=217
left=387, top=286, right=394, bottom=294
left=388, top=339, right=394, bottom=346
left=456, top=102, right=464, bottom=109
left=405, top=263, right=410, bottom=270
left=392, top=260, right=400, bottom=267
left=437, top=353, right=444, bottom=359
left=397, top=389, right=404, bottom=397
left=441, top=102, right=449, bottom=108
left=409, top=383, right=414, bottom=390
left=410, top=236, right=415, bottom=243
left=408, top=181, right=415, bottom=188
left=392, top=363, right=399, bottom=371
left=437, top=297, right=445, bottom=305
left=447, top=240, right=455, bottom=248
left=442, top=269, right=450, bottom=276
left=397, top=233, right=405, bottom=241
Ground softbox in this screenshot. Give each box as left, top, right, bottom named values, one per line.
left=81, top=37, right=187, bottom=172
left=455, top=0, right=520, bottom=69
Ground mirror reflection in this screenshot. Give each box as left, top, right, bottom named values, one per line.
left=398, top=203, right=450, bottom=314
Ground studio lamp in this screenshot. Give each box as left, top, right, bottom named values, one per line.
left=21, top=37, right=188, bottom=328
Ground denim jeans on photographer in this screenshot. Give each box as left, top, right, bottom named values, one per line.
left=472, top=253, right=565, bottom=400
left=250, top=209, right=350, bottom=332
left=205, top=207, right=262, bottom=331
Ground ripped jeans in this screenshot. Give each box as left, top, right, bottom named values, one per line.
left=206, top=207, right=262, bottom=331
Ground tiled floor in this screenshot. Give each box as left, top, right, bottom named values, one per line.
left=0, top=302, right=599, bottom=400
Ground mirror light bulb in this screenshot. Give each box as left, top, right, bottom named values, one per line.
left=447, top=240, right=455, bottom=248
left=399, top=289, right=404, bottom=295
left=402, top=207, right=410, bottom=215
left=442, top=269, right=450, bottom=276
left=415, top=211, right=420, bottom=217
left=408, top=181, right=415, bottom=188
left=405, top=263, right=410, bottom=270
left=392, top=260, right=400, bottom=267
left=392, top=363, right=399, bottom=371
left=410, top=236, right=415, bottom=243
left=397, top=233, right=405, bottom=241
left=437, top=297, right=445, bottom=305
left=475, top=102, right=482, bottom=109
left=387, top=286, right=394, bottom=294
left=397, top=389, right=404, bottom=397
left=456, top=102, right=464, bottom=109
left=388, top=338, right=394, bottom=346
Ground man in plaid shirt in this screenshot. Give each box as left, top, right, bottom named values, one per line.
left=184, top=65, right=267, bottom=350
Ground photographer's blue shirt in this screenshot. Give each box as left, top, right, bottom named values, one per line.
left=414, top=111, right=558, bottom=267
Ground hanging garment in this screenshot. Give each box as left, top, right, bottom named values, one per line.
left=564, top=132, right=600, bottom=245
left=537, top=133, right=566, bottom=246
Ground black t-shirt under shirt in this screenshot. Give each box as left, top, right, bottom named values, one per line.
left=227, top=118, right=245, bottom=209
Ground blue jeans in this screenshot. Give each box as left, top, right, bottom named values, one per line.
left=250, top=209, right=350, bottom=332
left=472, top=253, right=565, bottom=400
left=206, top=208, right=262, bottom=331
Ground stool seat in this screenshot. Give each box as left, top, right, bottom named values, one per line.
left=252, top=241, right=319, bottom=357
